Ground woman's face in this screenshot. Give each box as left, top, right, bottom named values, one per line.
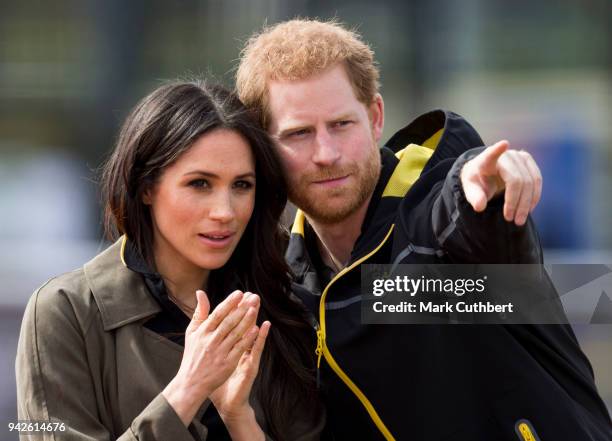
left=144, top=128, right=256, bottom=276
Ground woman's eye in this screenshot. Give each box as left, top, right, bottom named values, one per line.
left=188, top=179, right=209, bottom=189
left=234, top=180, right=254, bottom=190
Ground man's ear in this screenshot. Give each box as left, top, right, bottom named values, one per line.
left=368, top=93, right=385, bottom=143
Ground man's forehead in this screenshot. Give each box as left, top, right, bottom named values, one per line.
left=266, top=65, right=366, bottom=130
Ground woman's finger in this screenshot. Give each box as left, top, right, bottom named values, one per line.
left=209, top=301, right=252, bottom=345
left=186, top=290, right=210, bottom=334
left=249, top=321, right=271, bottom=369
left=202, top=290, right=243, bottom=333
left=219, top=302, right=259, bottom=352
left=236, top=291, right=256, bottom=307
left=227, top=325, right=260, bottom=364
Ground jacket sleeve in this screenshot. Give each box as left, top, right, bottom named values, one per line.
left=16, top=284, right=207, bottom=441
left=431, top=147, right=542, bottom=263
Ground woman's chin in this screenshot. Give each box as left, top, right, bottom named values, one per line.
left=193, top=253, right=233, bottom=271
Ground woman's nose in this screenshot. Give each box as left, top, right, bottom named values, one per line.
left=208, top=191, right=235, bottom=222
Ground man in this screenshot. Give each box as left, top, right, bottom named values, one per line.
left=236, top=19, right=612, bottom=440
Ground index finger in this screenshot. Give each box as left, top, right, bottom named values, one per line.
left=202, top=290, right=243, bottom=332
left=476, top=140, right=509, bottom=172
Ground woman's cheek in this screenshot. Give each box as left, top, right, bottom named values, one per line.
left=238, top=193, right=256, bottom=226
left=172, top=193, right=206, bottom=224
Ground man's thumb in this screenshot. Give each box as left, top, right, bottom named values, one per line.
left=463, top=180, right=488, bottom=212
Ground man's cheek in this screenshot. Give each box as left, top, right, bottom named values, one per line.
left=285, top=158, right=308, bottom=180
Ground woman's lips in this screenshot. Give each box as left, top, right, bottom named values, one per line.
left=197, top=232, right=235, bottom=249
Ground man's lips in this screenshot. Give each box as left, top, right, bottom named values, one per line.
left=197, top=231, right=236, bottom=249
left=312, top=175, right=350, bottom=187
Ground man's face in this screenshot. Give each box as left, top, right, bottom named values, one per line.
left=267, top=64, right=384, bottom=224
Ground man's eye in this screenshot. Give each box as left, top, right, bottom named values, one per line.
left=234, top=180, right=254, bottom=190
left=288, top=128, right=310, bottom=138
left=334, top=120, right=352, bottom=128
left=188, top=179, right=209, bottom=189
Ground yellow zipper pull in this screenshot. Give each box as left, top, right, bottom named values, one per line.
left=515, top=420, right=540, bottom=441
left=315, top=329, right=324, bottom=364
left=315, top=329, right=324, bottom=387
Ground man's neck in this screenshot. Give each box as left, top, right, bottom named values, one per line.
left=308, top=194, right=373, bottom=272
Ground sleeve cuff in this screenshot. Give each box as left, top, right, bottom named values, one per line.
left=130, top=393, right=208, bottom=441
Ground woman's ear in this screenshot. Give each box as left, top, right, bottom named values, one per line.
left=142, top=188, right=152, bottom=205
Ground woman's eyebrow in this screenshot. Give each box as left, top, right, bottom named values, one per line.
left=183, top=170, right=255, bottom=179
left=234, top=172, right=256, bottom=179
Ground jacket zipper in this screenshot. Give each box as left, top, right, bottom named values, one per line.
left=316, top=224, right=396, bottom=441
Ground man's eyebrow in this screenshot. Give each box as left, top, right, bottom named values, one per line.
left=276, top=124, right=312, bottom=138
left=275, top=112, right=359, bottom=137
left=332, top=112, right=358, bottom=121
left=183, top=171, right=255, bottom=179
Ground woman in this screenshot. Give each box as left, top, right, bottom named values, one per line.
left=16, top=81, right=324, bottom=440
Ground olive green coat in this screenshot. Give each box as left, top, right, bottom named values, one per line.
left=16, top=238, right=324, bottom=440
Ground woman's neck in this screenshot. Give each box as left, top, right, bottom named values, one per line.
left=153, top=245, right=209, bottom=312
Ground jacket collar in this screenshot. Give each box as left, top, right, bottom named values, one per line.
left=84, top=236, right=161, bottom=331
left=385, top=109, right=484, bottom=174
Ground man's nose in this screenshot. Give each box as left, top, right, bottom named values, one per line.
left=312, top=129, right=341, bottom=166
left=208, top=191, right=235, bottom=223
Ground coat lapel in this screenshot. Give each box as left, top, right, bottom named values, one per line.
left=83, top=237, right=210, bottom=433
left=84, top=237, right=161, bottom=330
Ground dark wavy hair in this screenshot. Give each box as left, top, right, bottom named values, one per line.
left=100, top=80, right=320, bottom=439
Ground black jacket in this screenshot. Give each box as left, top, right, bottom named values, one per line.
left=286, top=110, right=612, bottom=440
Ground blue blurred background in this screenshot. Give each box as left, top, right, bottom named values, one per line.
left=1, top=0, right=611, bottom=437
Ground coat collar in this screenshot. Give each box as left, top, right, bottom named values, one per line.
left=84, top=236, right=161, bottom=331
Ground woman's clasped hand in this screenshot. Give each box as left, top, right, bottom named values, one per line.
left=164, top=289, right=271, bottom=427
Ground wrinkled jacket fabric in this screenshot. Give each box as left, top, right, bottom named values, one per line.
left=287, top=110, right=612, bottom=440
left=16, top=238, right=324, bottom=440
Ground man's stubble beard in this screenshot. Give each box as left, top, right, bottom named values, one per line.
left=287, top=144, right=381, bottom=225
